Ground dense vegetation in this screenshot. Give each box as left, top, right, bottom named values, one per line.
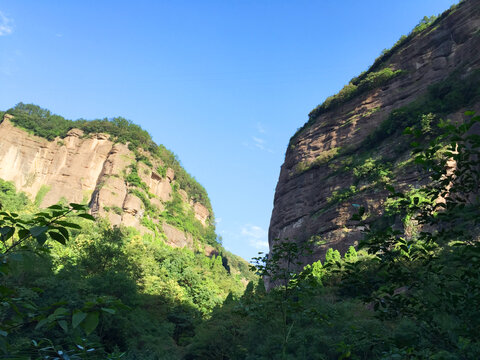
left=185, top=112, right=480, bottom=359
left=2, top=103, right=211, bottom=210
left=2, top=112, right=479, bottom=359
left=0, top=185, right=253, bottom=359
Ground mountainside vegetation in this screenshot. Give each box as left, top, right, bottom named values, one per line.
left=3, top=103, right=211, bottom=210
left=2, top=112, right=479, bottom=359
left=0, top=182, right=254, bottom=359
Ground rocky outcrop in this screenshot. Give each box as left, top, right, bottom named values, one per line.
left=0, top=115, right=210, bottom=249
left=269, top=0, right=480, bottom=267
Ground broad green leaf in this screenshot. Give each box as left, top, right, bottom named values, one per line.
left=77, top=213, right=95, bottom=221
left=56, top=227, right=70, bottom=240
left=55, top=221, right=82, bottom=229
left=69, top=203, right=87, bottom=210
left=47, top=204, right=64, bottom=210
left=0, top=227, right=14, bottom=241
left=82, top=312, right=99, bottom=335
left=35, top=318, right=48, bottom=330
left=35, top=233, right=48, bottom=246
left=29, top=226, right=49, bottom=237
left=58, top=320, right=68, bottom=333
left=72, top=311, right=87, bottom=329
left=49, top=231, right=66, bottom=245
left=101, top=307, right=115, bottom=314
left=53, top=307, right=69, bottom=316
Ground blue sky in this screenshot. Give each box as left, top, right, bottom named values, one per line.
left=0, top=0, right=458, bottom=261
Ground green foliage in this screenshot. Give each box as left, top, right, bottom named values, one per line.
left=295, top=147, right=340, bottom=174
left=34, top=185, right=51, bottom=207
left=362, top=69, right=480, bottom=149
left=156, top=144, right=212, bottom=212
left=306, top=67, right=404, bottom=127
left=156, top=165, right=167, bottom=178
left=189, top=111, right=480, bottom=359
left=0, top=182, right=250, bottom=359
left=0, top=179, right=30, bottom=212
left=104, top=205, right=123, bottom=215
left=125, top=164, right=149, bottom=192
left=325, top=248, right=341, bottom=265
left=161, top=192, right=217, bottom=247
left=344, top=246, right=357, bottom=261
left=327, top=185, right=359, bottom=205
left=353, top=157, right=392, bottom=184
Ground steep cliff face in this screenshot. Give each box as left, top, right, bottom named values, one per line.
left=269, top=0, right=480, bottom=266
left=0, top=114, right=212, bottom=250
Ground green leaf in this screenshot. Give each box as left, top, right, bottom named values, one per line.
left=69, top=203, right=86, bottom=210
left=58, top=320, right=68, bottom=333
left=82, top=312, right=99, bottom=335
left=101, top=307, right=115, bottom=314
left=48, top=231, right=66, bottom=245
left=55, top=221, right=82, bottom=229
left=77, top=213, right=96, bottom=221
left=35, top=318, right=48, bottom=330
left=47, top=204, right=64, bottom=210
left=18, top=229, right=29, bottom=239
left=0, top=227, right=14, bottom=241
left=53, top=307, right=69, bottom=316
left=29, top=226, right=49, bottom=238
left=56, top=227, right=70, bottom=240
left=72, top=311, right=87, bottom=329
left=0, top=330, right=7, bottom=337
left=35, top=233, right=48, bottom=246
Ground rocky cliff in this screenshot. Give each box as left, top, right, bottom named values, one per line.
left=0, top=114, right=213, bottom=252
left=269, top=0, right=480, bottom=266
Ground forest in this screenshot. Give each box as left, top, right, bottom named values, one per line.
left=1, top=111, right=479, bottom=359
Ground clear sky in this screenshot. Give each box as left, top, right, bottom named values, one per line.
left=0, top=0, right=458, bottom=262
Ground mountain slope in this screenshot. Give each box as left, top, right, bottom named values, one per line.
left=0, top=105, right=252, bottom=279
left=269, top=0, right=480, bottom=266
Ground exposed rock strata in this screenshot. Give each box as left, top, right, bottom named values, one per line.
left=0, top=115, right=210, bottom=250
left=269, top=0, right=480, bottom=267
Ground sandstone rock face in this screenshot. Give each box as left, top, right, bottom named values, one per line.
left=193, top=202, right=210, bottom=226
left=0, top=115, right=210, bottom=249
left=269, top=0, right=480, bottom=267
left=162, top=223, right=194, bottom=248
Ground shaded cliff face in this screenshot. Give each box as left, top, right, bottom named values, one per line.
left=0, top=115, right=211, bottom=250
left=269, top=0, right=480, bottom=266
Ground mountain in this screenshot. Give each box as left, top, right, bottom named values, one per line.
left=0, top=105, right=230, bottom=254
left=0, top=104, right=257, bottom=358
left=269, top=0, right=480, bottom=268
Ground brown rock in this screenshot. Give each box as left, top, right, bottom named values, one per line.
left=162, top=223, right=193, bottom=248
left=269, top=0, right=480, bottom=270
left=193, top=202, right=209, bottom=226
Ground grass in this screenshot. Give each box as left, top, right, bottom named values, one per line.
left=34, top=185, right=51, bottom=207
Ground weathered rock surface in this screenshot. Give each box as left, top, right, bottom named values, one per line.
left=0, top=115, right=210, bottom=249
left=269, top=0, right=480, bottom=267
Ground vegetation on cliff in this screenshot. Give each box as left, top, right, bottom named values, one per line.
left=3, top=103, right=211, bottom=210
left=185, top=112, right=480, bottom=359
left=2, top=113, right=479, bottom=359
left=290, top=2, right=463, bottom=144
